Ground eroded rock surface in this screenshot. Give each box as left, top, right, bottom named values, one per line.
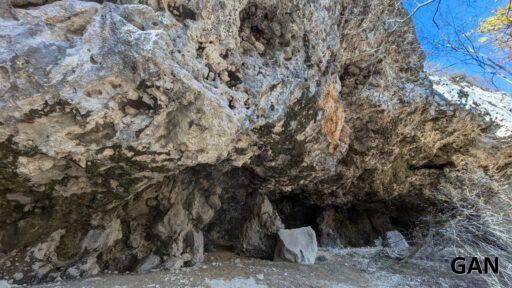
left=0, top=0, right=510, bottom=284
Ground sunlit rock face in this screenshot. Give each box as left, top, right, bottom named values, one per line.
left=0, top=0, right=509, bottom=284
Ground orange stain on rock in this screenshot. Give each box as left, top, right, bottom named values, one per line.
left=320, top=84, right=348, bottom=153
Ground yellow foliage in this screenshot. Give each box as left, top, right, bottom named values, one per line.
left=478, top=4, right=512, bottom=52
left=478, top=3, right=512, bottom=33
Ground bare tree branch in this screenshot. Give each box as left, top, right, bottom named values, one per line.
left=387, top=0, right=438, bottom=22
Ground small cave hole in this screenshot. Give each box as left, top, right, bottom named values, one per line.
left=168, top=4, right=197, bottom=22
left=239, top=2, right=289, bottom=55
left=228, top=97, right=236, bottom=110
left=409, top=160, right=455, bottom=171
left=226, top=70, right=242, bottom=88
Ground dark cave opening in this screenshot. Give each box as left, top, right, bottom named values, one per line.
left=272, top=194, right=322, bottom=233
left=205, top=189, right=430, bottom=256
left=200, top=165, right=436, bottom=260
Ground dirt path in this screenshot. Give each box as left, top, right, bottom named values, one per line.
left=23, top=248, right=480, bottom=288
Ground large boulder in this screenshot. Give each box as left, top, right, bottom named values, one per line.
left=384, top=230, right=410, bottom=259
left=385, top=231, right=409, bottom=251
left=274, top=227, right=318, bottom=265
left=136, top=253, right=161, bottom=273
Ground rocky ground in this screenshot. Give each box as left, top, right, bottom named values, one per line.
left=23, top=248, right=480, bottom=288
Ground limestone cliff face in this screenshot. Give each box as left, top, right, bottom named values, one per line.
left=0, top=0, right=509, bottom=284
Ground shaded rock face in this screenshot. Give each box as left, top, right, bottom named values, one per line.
left=0, top=0, right=509, bottom=285
left=240, top=194, right=284, bottom=259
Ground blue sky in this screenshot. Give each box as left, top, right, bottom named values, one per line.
left=402, top=0, right=511, bottom=92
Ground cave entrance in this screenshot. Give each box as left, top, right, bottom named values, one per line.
left=272, top=197, right=433, bottom=249
left=314, top=201, right=433, bottom=248
left=272, top=194, right=322, bottom=233
left=203, top=168, right=434, bottom=259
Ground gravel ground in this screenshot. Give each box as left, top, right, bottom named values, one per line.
left=3, top=248, right=483, bottom=288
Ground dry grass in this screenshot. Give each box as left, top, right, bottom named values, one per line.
left=412, top=181, right=512, bottom=287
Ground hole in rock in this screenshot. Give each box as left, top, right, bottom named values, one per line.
left=239, top=2, right=295, bottom=55
left=409, top=160, right=455, bottom=171
left=168, top=4, right=197, bottom=22
left=226, top=70, right=242, bottom=88
left=272, top=194, right=322, bottom=232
